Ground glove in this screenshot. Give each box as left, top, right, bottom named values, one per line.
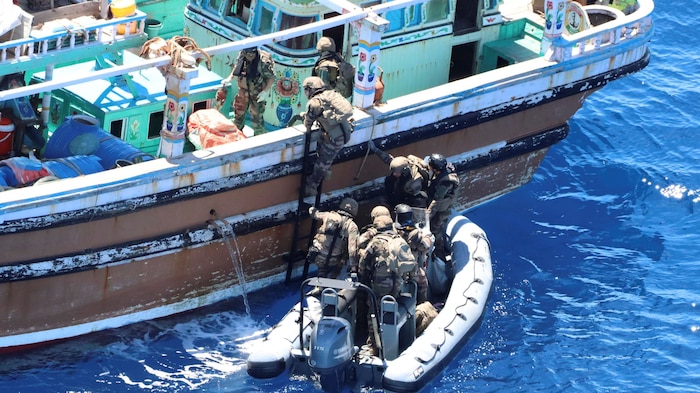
left=367, top=139, right=379, bottom=154
left=308, top=206, right=317, bottom=216
left=256, top=91, right=269, bottom=103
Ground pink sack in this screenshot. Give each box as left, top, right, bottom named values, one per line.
left=187, top=109, right=246, bottom=149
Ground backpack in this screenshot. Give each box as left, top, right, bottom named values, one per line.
left=317, top=90, right=354, bottom=142
left=407, top=154, right=431, bottom=186
left=336, top=60, right=356, bottom=98
left=373, top=233, right=416, bottom=278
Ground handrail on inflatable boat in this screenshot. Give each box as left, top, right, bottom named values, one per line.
left=299, top=277, right=385, bottom=360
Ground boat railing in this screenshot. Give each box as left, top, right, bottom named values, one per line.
left=548, top=0, right=654, bottom=62
left=0, top=10, right=147, bottom=66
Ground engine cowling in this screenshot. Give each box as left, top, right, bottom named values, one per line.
left=308, top=316, right=354, bottom=374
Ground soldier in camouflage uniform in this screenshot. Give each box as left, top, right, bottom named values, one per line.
left=394, top=204, right=432, bottom=303
left=357, top=205, right=391, bottom=254
left=426, top=153, right=460, bottom=259
left=359, top=214, right=416, bottom=355
left=312, top=37, right=354, bottom=98
left=221, top=47, right=275, bottom=136
left=307, top=198, right=359, bottom=279
left=302, top=76, right=354, bottom=196
left=367, top=140, right=430, bottom=208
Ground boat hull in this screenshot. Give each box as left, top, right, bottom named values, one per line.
left=0, top=0, right=653, bottom=350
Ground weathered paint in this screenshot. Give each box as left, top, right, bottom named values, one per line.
left=0, top=0, right=654, bottom=350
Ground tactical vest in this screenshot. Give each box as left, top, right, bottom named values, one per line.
left=314, top=90, right=354, bottom=143
left=406, top=154, right=431, bottom=189
left=428, top=170, right=460, bottom=212
left=314, top=59, right=340, bottom=90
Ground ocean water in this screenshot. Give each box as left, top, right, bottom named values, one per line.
left=2, top=1, right=698, bottom=392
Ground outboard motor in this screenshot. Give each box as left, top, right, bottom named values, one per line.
left=308, top=316, right=354, bottom=391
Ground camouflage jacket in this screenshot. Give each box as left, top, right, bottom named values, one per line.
left=234, top=50, right=275, bottom=94
left=359, top=229, right=416, bottom=298
left=427, top=167, right=460, bottom=217
left=310, top=209, right=359, bottom=269
left=304, top=89, right=354, bottom=142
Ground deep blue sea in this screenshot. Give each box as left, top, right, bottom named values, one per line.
left=2, top=2, right=697, bottom=392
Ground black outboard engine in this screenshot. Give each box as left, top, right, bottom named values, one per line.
left=308, top=316, right=354, bottom=391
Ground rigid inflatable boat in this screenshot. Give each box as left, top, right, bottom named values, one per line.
left=247, top=214, right=493, bottom=392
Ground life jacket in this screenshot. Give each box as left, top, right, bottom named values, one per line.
left=313, top=89, right=354, bottom=143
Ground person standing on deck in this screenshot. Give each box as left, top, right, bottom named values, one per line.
left=307, top=198, right=359, bottom=279
left=426, top=153, right=460, bottom=260
left=301, top=76, right=354, bottom=196
left=220, top=47, right=275, bottom=136
left=312, top=37, right=355, bottom=98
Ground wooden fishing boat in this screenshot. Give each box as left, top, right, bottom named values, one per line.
left=247, top=214, right=492, bottom=392
left=0, top=0, right=653, bottom=351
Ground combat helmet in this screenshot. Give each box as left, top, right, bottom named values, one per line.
left=370, top=205, right=391, bottom=221
left=373, top=215, right=394, bottom=231
left=427, top=153, right=447, bottom=171
left=395, top=204, right=414, bottom=228
left=338, top=197, right=358, bottom=217
left=316, top=37, right=336, bottom=53
left=389, top=156, right=410, bottom=176
left=302, top=76, right=326, bottom=98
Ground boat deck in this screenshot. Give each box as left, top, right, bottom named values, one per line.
left=0, top=0, right=147, bottom=76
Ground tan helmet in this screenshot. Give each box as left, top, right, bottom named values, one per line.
left=370, top=205, right=390, bottom=221
left=316, top=37, right=336, bottom=52
left=373, top=215, right=394, bottom=230
left=389, top=156, right=410, bottom=176
left=302, top=76, right=326, bottom=97
left=338, top=197, right=358, bottom=217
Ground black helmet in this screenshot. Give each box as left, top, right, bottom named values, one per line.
left=428, top=153, right=447, bottom=171
left=395, top=204, right=413, bottom=227
left=338, top=197, right=358, bottom=217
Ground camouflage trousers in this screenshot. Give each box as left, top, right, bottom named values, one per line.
left=410, top=265, right=429, bottom=304
left=431, top=210, right=451, bottom=259
left=308, top=251, right=345, bottom=279
left=307, top=130, right=345, bottom=192
left=233, top=88, right=266, bottom=136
